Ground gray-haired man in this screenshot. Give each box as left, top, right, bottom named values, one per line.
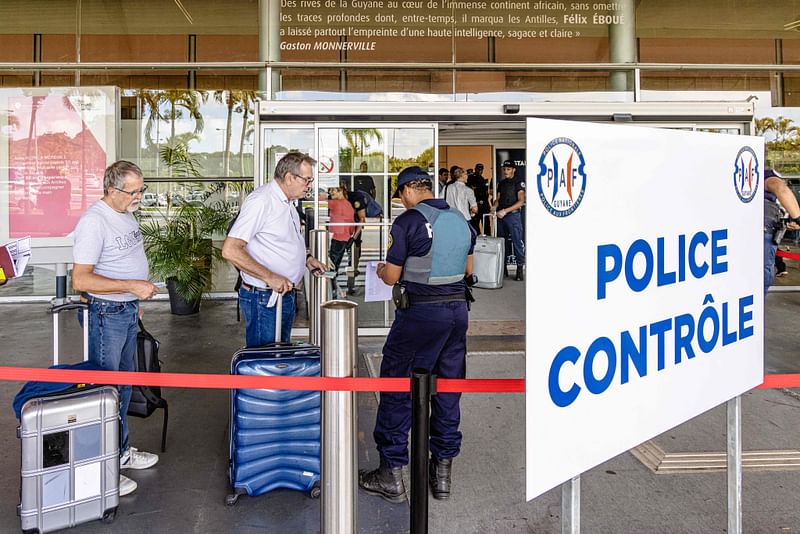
left=72, top=160, right=160, bottom=497
left=222, top=151, right=328, bottom=346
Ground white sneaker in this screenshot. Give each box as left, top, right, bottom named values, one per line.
left=120, top=447, right=159, bottom=470
left=119, top=474, right=137, bottom=496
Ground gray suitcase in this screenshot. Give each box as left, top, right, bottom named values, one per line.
left=474, top=215, right=505, bottom=289
left=18, top=387, right=120, bottom=533
left=17, top=300, right=119, bottom=533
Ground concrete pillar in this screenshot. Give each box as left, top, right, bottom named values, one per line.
left=259, top=0, right=281, bottom=98
left=608, top=0, right=636, bottom=92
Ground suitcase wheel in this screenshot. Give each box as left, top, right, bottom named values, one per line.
left=102, top=507, right=117, bottom=524
left=309, top=482, right=321, bottom=499
left=225, top=489, right=246, bottom=506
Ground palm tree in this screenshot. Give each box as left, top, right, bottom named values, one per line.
left=213, top=90, right=235, bottom=177
left=775, top=116, right=797, bottom=143
left=755, top=117, right=775, bottom=137
left=342, top=128, right=384, bottom=167
left=213, top=90, right=257, bottom=179
left=137, top=90, right=207, bottom=177
left=235, top=91, right=257, bottom=178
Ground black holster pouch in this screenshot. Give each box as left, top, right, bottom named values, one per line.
left=773, top=223, right=787, bottom=246
left=465, top=286, right=475, bottom=310
left=392, top=283, right=410, bottom=310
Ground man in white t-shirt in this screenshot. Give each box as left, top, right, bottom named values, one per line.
left=444, top=166, right=477, bottom=221
left=72, top=160, right=160, bottom=497
left=222, top=152, right=328, bottom=345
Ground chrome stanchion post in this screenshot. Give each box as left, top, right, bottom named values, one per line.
left=561, top=475, right=580, bottom=534
left=411, top=369, right=432, bottom=534
left=727, top=396, right=742, bottom=534
left=321, top=300, right=358, bottom=534
left=55, top=263, right=68, bottom=300
left=310, top=229, right=330, bottom=345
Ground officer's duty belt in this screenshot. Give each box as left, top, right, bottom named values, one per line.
left=408, top=293, right=466, bottom=305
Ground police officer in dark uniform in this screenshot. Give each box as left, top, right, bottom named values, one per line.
left=358, top=166, right=477, bottom=503
left=340, top=181, right=368, bottom=292
left=493, top=159, right=526, bottom=281
left=764, top=168, right=800, bottom=293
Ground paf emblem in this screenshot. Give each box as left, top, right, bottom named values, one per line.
left=733, top=146, right=759, bottom=203
left=536, top=137, right=587, bottom=217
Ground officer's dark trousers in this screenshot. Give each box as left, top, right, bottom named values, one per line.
left=374, top=301, right=468, bottom=468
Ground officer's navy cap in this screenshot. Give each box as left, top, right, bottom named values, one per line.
left=397, top=166, right=431, bottom=188
left=765, top=168, right=782, bottom=179
left=502, top=160, right=516, bottom=168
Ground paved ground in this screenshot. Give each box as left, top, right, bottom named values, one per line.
left=0, top=287, right=797, bottom=533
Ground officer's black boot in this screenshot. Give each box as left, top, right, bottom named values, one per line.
left=504, top=265, right=509, bottom=278
left=358, top=465, right=406, bottom=503
left=514, top=265, right=524, bottom=281
left=428, top=457, right=453, bottom=500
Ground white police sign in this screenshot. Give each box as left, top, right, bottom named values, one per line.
left=525, top=117, right=764, bottom=500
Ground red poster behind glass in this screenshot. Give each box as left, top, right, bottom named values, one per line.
left=8, top=95, right=106, bottom=238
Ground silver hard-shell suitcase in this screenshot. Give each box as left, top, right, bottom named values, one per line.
left=474, top=215, right=505, bottom=289
left=17, top=300, right=119, bottom=533
left=18, top=387, right=120, bottom=533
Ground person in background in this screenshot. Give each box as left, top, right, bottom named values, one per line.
left=467, top=163, right=490, bottom=234
left=358, top=166, right=476, bottom=504
left=764, top=168, right=800, bottom=293
left=340, top=181, right=369, bottom=293
left=438, top=167, right=450, bottom=193
left=492, top=160, right=526, bottom=281
left=72, top=160, right=160, bottom=497
left=353, top=160, right=377, bottom=200
left=327, top=186, right=356, bottom=296
left=444, top=166, right=478, bottom=221
left=222, top=152, right=328, bottom=345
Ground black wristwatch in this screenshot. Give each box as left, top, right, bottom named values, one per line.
left=793, top=216, right=800, bottom=225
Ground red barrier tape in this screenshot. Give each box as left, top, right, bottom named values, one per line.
left=776, top=250, right=800, bottom=261
left=0, top=366, right=794, bottom=393
left=0, top=367, right=525, bottom=393
left=756, top=374, right=800, bottom=389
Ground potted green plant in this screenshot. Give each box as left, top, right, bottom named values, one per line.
left=139, top=140, right=233, bottom=314
left=141, top=202, right=232, bottom=314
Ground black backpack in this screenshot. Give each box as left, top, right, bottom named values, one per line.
left=127, top=320, right=169, bottom=452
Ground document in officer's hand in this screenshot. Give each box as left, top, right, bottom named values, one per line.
left=364, top=261, right=393, bottom=302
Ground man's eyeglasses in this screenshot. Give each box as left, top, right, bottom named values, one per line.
left=114, top=185, right=148, bottom=197
left=293, top=173, right=314, bottom=185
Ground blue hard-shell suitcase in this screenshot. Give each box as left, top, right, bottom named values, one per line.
left=226, top=341, right=322, bottom=505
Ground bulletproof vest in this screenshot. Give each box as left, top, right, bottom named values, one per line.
left=402, top=202, right=471, bottom=285
left=765, top=191, right=781, bottom=231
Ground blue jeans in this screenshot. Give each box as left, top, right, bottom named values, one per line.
left=374, top=301, right=468, bottom=468
left=81, top=297, right=139, bottom=455
left=498, top=211, right=525, bottom=265
left=329, top=239, right=350, bottom=272
left=239, top=287, right=296, bottom=346
left=765, top=232, right=777, bottom=295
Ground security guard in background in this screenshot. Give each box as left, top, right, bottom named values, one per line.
left=358, top=166, right=477, bottom=503
left=764, top=168, right=800, bottom=293
left=493, top=159, right=526, bottom=281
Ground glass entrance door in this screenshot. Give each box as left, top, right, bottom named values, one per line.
left=315, top=123, right=438, bottom=330
left=255, top=121, right=437, bottom=333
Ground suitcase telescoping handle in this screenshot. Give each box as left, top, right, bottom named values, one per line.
left=50, top=300, right=89, bottom=365
left=274, top=292, right=283, bottom=343
left=482, top=212, right=497, bottom=237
